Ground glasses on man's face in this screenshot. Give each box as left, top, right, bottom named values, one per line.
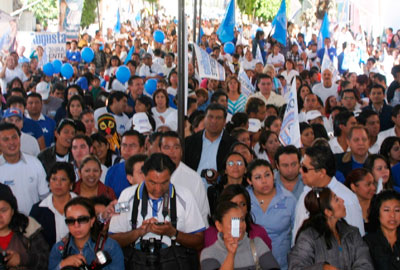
left=227, top=160, right=244, bottom=167
left=300, top=164, right=318, bottom=173
left=65, top=216, right=91, bottom=226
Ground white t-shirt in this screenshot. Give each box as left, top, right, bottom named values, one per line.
left=240, top=59, right=259, bottom=70
left=109, top=183, right=206, bottom=246
left=312, top=82, right=338, bottom=104
left=20, top=132, right=40, bottom=157
left=266, top=53, right=285, bottom=71
left=151, top=107, right=177, bottom=130
left=0, top=153, right=49, bottom=215
left=1, top=67, right=24, bottom=94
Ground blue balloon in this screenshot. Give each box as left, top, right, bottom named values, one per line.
left=61, top=63, right=74, bottom=79
left=145, top=79, right=158, bottom=96
left=81, top=47, right=94, bottom=62
left=115, top=65, right=130, bottom=84
left=153, top=30, right=165, bottom=44
left=43, top=63, right=54, bottom=76
left=224, top=42, right=235, bottom=55
left=52, top=59, right=62, bottom=73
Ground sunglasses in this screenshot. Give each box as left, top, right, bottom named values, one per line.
left=227, top=160, right=244, bottom=167
left=300, top=165, right=318, bottom=173
left=65, top=216, right=91, bottom=226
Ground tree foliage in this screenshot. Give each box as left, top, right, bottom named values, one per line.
left=237, top=0, right=290, bottom=22
left=81, top=0, right=98, bottom=29
left=27, top=0, right=58, bottom=26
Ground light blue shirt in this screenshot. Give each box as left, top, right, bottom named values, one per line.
left=274, top=172, right=305, bottom=201
left=197, top=131, right=223, bottom=188
left=248, top=184, right=296, bottom=270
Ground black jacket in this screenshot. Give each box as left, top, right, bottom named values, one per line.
left=30, top=202, right=56, bottom=247
left=37, top=145, right=73, bottom=176
left=364, top=228, right=400, bottom=270
left=184, top=130, right=237, bottom=173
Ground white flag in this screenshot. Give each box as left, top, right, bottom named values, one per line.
left=279, top=80, right=301, bottom=148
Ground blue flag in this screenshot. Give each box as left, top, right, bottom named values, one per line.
left=216, top=0, right=235, bottom=44
left=135, top=11, right=141, bottom=22
left=318, top=12, right=330, bottom=49
left=198, top=27, right=204, bottom=44
left=124, top=46, right=135, bottom=65
left=271, top=0, right=287, bottom=46
left=114, top=9, right=121, bottom=34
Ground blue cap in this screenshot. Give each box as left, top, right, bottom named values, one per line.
left=3, top=108, right=23, bottom=119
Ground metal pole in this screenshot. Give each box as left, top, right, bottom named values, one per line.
left=197, top=0, right=203, bottom=43
left=177, top=0, right=186, bottom=152
left=192, top=0, right=197, bottom=67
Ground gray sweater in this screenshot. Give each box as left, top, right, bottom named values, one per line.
left=201, top=233, right=280, bottom=270
left=288, top=221, right=373, bottom=270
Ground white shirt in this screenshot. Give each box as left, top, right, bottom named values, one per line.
left=0, top=153, right=49, bottom=215
left=281, top=69, right=299, bottom=85
left=109, top=183, right=206, bottom=246
left=171, top=162, right=210, bottom=226
left=138, top=63, right=163, bottom=77
left=1, top=67, right=24, bottom=94
left=328, top=137, right=349, bottom=154
left=377, top=127, right=397, bottom=147
left=20, top=132, right=40, bottom=156
left=248, top=91, right=286, bottom=108
left=240, top=59, right=258, bottom=71
left=292, top=176, right=365, bottom=246
left=94, top=107, right=130, bottom=135
left=266, top=53, right=285, bottom=71
left=39, top=192, right=77, bottom=242
left=312, top=83, right=338, bottom=104
left=151, top=107, right=177, bottom=130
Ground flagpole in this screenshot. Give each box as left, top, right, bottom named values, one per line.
left=193, top=0, right=197, bottom=44
left=197, top=0, right=203, bottom=43
left=178, top=0, right=186, bottom=154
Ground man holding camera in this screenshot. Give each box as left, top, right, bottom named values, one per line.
left=109, top=153, right=205, bottom=269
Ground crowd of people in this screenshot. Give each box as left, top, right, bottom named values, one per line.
left=0, top=12, right=400, bottom=270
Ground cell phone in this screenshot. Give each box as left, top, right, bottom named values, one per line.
left=231, top=218, right=240, bottom=238
left=114, top=202, right=130, bottom=213
left=154, top=222, right=165, bottom=225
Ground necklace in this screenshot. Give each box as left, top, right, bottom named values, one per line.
left=259, top=200, right=264, bottom=205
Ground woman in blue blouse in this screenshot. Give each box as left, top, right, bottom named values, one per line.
left=226, top=75, right=247, bottom=115
left=48, top=197, right=124, bottom=270
left=247, top=159, right=296, bottom=270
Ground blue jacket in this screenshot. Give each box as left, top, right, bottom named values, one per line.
left=105, top=161, right=130, bottom=198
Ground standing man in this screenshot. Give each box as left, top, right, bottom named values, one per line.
left=0, top=123, right=49, bottom=214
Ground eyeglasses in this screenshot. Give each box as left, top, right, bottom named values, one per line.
left=227, top=160, right=244, bottom=167
left=65, top=216, right=91, bottom=226
left=300, top=164, right=318, bottom=173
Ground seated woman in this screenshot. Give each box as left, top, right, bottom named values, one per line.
left=48, top=197, right=124, bottom=269
left=254, top=131, right=281, bottom=169
left=90, top=133, right=121, bottom=168
left=208, top=152, right=248, bottom=216
left=204, top=184, right=271, bottom=250
left=30, top=162, right=77, bottom=248
left=364, top=190, right=400, bottom=270
left=364, top=154, right=396, bottom=192
left=73, top=155, right=116, bottom=200
left=201, top=201, right=279, bottom=270
left=289, top=187, right=373, bottom=270
left=247, top=159, right=296, bottom=270
left=344, top=168, right=376, bottom=234
left=0, top=183, right=49, bottom=269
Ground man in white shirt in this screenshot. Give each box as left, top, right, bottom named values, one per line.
left=0, top=55, right=24, bottom=94
left=109, top=153, right=205, bottom=250
left=159, top=131, right=210, bottom=226
left=0, top=122, right=49, bottom=215
left=292, top=145, right=365, bottom=245
left=312, top=69, right=338, bottom=104
left=138, top=53, right=163, bottom=79
left=249, top=74, right=285, bottom=108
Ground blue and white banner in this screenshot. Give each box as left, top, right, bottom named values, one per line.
left=0, top=10, right=17, bottom=56
left=17, top=32, right=67, bottom=62
left=193, top=43, right=225, bottom=81
left=279, top=80, right=301, bottom=148
left=59, top=0, right=84, bottom=40
left=238, top=67, right=255, bottom=97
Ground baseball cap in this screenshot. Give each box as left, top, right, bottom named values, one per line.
left=248, top=118, right=261, bottom=132
left=132, top=112, right=153, bottom=134
left=306, top=110, right=323, bottom=122
left=36, top=81, right=50, bottom=100
left=3, top=108, right=23, bottom=119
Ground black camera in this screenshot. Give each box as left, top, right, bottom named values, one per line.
left=61, top=251, right=112, bottom=270
left=140, top=238, right=162, bottom=267
left=0, top=251, right=6, bottom=270
left=200, top=169, right=215, bottom=179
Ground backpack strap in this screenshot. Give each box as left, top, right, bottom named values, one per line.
left=169, top=185, right=177, bottom=229
left=130, top=183, right=142, bottom=230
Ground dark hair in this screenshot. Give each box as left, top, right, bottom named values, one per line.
left=311, top=123, right=329, bottom=141
left=344, top=168, right=372, bottom=189
left=300, top=122, right=312, bottom=134
left=9, top=87, right=26, bottom=98
left=258, top=130, right=278, bottom=154
left=64, top=197, right=100, bottom=241
left=210, top=90, right=228, bottom=104
left=216, top=184, right=253, bottom=234
left=159, top=131, right=182, bottom=149
left=230, top=127, right=249, bottom=141
left=368, top=190, right=400, bottom=233
left=305, top=145, right=336, bottom=177
left=296, top=187, right=339, bottom=249
left=379, top=136, right=400, bottom=164
left=125, top=154, right=148, bottom=176
left=6, top=95, right=26, bottom=108
left=0, top=122, right=21, bottom=137
left=121, top=130, right=145, bottom=147
left=264, top=115, right=279, bottom=130
left=128, top=75, right=143, bottom=86
left=266, top=104, right=279, bottom=115
left=152, top=89, right=169, bottom=108
left=91, top=195, right=112, bottom=208
left=67, top=95, right=85, bottom=118
left=274, top=145, right=301, bottom=165
left=213, top=201, right=240, bottom=224
left=230, top=142, right=257, bottom=161
left=72, top=134, right=92, bottom=148
left=245, top=97, right=265, bottom=115
left=220, top=151, right=248, bottom=186
left=79, top=155, right=102, bottom=171
left=255, top=74, right=272, bottom=92
left=63, top=85, right=84, bottom=105
left=333, top=110, right=354, bottom=137
left=247, top=159, right=274, bottom=180
left=392, top=104, right=400, bottom=117
left=364, top=154, right=394, bottom=190
left=357, top=110, right=378, bottom=126
left=141, top=153, right=176, bottom=175
left=205, top=103, right=227, bottom=119
left=108, top=91, right=127, bottom=107
left=369, top=84, right=385, bottom=95
left=56, top=118, right=77, bottom=133
left=225, top=112, right=248, bottom=134
left=47, top=162, right=76, bottom=185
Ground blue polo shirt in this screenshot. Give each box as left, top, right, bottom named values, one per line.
left=105, top=161, right=130, bottom=198
left=22, top=117, right=43, bottom=139
left=66, top=50, right=81, bottom=63
left=26, top=113, right=56, bottom=147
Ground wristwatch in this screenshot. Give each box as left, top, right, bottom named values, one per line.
left=171, top=229, right=179, bottom=241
